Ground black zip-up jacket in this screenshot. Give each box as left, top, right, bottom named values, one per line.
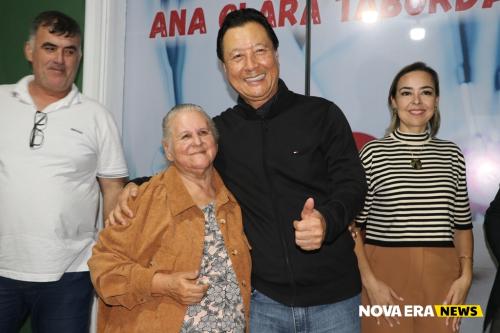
left=213, top=80, right=367, bottom=306
left=484, top=187, right=500, bottom=331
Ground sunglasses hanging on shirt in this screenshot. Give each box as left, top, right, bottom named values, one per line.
left=29, top=111, right=47, bottom=149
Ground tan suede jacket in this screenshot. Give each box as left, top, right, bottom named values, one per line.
left=88, top=165, right=251, bottom=332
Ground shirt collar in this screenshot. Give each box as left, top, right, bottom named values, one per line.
left=236, top=79, right=293, bottom=120
left=392, top=128, right=431, bottom=145
left=162, top=165, right=237, bottom=217
left=12, top=75, right=81, bottom=112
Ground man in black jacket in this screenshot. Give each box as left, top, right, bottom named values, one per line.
left=112, top=8, right=367, bottom=332
left=484, top=187, right=500, bottom=332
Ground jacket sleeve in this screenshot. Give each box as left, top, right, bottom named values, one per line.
left=315, top=104, right=367, bottom=243
left=484, top=187, right=500, bottom=260
left=88, top=182, right=165, bottom=310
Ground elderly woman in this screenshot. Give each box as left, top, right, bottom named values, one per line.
left=354, top=62, right=473, bottom=333
left=88, top=104, right=251, bottom=332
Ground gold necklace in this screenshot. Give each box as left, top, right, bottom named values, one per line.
left=408, top=145, right=424, bottom=169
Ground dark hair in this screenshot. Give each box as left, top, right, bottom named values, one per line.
left=29, top=11, right=81, bottom=41
left=216, top=8, right=279, bottom=62
left=387, top=62, right=441, bottom=136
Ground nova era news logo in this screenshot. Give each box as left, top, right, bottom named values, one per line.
left=434, top=305, right=483, bottom=318
left=359, top=305, right=483, bottom=318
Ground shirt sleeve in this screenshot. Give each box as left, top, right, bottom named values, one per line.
left=95, top=108, right=128, bottom=179
left=452, top=147, right=473, bottom=230
left=315, top=104, right=368, bottom=243
left=354, top=143, right=374, bottom=228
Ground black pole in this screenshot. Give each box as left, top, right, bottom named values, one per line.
left=305, top=0, right=311, bottom=96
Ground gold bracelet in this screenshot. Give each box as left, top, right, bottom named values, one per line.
left=458, top=255, right=473, bottom=260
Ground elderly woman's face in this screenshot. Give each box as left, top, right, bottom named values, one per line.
left=164, top=111, right=217, bottom=174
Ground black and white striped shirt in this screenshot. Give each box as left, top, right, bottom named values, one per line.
left=355, top=129, right=472, bottom=247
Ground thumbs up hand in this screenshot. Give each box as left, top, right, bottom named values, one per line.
left=293, top=198, right=326, bottom=251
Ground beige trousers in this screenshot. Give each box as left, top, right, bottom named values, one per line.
left=361, top=245, right=460, bottom=333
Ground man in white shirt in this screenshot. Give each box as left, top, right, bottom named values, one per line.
left=0, top=11, right=128, bottom=333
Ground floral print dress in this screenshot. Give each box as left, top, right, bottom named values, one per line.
left=180, top=203, right=245, bottom=333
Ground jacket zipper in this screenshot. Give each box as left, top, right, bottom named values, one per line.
left=261, top=118, right=297, bottom=305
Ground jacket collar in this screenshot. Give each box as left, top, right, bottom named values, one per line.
left=235, top=79, right=296, bottom=120
left=160, top=165, right=237, bottom=217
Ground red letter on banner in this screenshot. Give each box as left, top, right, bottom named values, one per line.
left=404, top=0, right=425, bottom=15
left=188, top=8, right=207, bottom=35
left=300, top=0, right=321, bottom=25
left=380, top=0, right=402, bottom=17
left=429, top=0, right=452, bottom=13
left=481, top=0, right=498, bottom=8
left=341, top=0, right=350, bottom=21
left=149, top=12, right=167, bottom=38
left=456, top=0, right=478, bottom=10
left=219, top=3, right=247, bottom=27
left=169, top=9, right=186, bottom=36
left=261, top=1, right=277, bottom=27
left=354, top=0, right=378, bottom=20
left=279, top=0, right=298, bottom=27
left=456, top=0, right=477, bottom=10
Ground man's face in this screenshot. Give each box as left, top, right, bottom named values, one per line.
left=25, top=26, right=81, bottom=96
left=222, top=22, right=279, bottom=109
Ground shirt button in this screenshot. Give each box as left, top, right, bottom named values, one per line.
left=219, top=219, right=226, bottom=224
left=242, top=280, right=247, bottom=287
left=231, top=249, right=238, bottom=256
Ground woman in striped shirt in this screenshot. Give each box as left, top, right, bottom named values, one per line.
left=354, top=62, right=473, bottom=333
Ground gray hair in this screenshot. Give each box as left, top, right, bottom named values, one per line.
left=28, top=11, right=82, bottom=48
left=162, top=104, right=219, bottom=145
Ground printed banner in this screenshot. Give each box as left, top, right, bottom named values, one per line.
left=123, top=1, right=499, bottom=216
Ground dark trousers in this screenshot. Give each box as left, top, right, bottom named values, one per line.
left=490, top=308, right=500, bottom=333
left=0, top=272, right=93, bottom=333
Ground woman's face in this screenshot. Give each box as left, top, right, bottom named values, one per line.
left=391, top=70, right=438, bottom=134
left=163, top=110, right=217, bottom=175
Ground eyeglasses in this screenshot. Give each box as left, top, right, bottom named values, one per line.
left=29, top=111, right=47, bottom=149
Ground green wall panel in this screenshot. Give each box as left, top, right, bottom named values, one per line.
left=0, top=0, right=85, bottom=88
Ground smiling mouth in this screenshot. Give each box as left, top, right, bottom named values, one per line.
left=408, top=109, right=426, bottom=115
left=245, top=74, right=265, bottom=83
left=48, top=67, right=65, bottom=73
